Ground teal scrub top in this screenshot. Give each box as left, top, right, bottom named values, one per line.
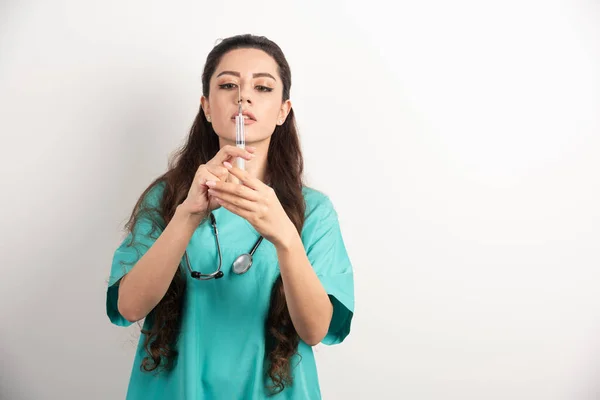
left=106, top=183, right=354, bottom=399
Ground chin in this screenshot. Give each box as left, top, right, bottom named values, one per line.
left=216, top=128, right=273, bottom=145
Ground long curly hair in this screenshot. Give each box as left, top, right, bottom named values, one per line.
left=123, top=34, right=305, bottom=394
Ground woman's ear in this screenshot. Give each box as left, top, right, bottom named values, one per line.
left=277, top=99, right=292, bottom=125
left=200, top=96, right=211, bottom=120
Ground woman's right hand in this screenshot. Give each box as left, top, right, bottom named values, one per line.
left=180, top=145, right=256, bottom=220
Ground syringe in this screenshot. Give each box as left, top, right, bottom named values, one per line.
left=235, top=96, right=245, bottom=170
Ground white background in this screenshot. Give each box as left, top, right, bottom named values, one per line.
left=1, top=1, right=599, bottom=399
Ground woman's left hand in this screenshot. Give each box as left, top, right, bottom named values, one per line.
left=205, top=161, right=298, bottom=250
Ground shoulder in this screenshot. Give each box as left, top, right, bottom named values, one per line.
left=301, top=185, right=340, bottom=231
left=302, top=186, right=333, bottom=214
left=133, top=179, right=167, bottom=229
left=135, top=179, right=167, bottom=216
left=144, top=180, right=167, bottom=206
left=300, top=186, right=347, bottom=252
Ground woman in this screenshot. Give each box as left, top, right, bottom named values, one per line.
left=106, top=33, right=354, bottom=399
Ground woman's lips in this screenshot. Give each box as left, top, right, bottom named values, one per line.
left=231, top=116, right=256, bottom=125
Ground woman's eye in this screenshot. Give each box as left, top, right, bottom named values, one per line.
left=219, top=83, right=272, bottom=92
left=219, top=83, right=237, bottom=90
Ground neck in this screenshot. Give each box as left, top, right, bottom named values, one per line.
left=219, top=137, right=270, bottom=184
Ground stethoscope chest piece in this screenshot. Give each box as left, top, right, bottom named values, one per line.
left=232, top=236, right=264, bottom=275
left=232, top=253, right=253, bottom=274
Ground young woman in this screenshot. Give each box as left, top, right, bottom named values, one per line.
left=106, top=34, right=354, bottom=399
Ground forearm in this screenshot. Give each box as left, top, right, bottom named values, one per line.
left=276, top=233, right=333, bottom=346
left=117, top=205, right=203, bottom=322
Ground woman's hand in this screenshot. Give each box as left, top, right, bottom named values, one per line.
left=179, top=145, right=256, bottom=220
left=205, top=161, right=298, bottom=249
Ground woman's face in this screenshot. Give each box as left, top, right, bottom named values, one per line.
left=201, top=48, right=291, bottom=145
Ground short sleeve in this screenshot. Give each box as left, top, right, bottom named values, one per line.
left=106, top=182, right=165, bottom=327
left=302, top=193, right=354, bottom=345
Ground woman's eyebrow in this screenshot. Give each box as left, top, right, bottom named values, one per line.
left=216, top=71, right=277, bottom=81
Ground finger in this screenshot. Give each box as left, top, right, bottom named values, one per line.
left=205, top=179, right=260, bottom=202
left=222, top=162, right=262, bottom=191
left=228, top=174, right=241, bottom=185
left=196, top=171, right=219, bottom=188
left=209, top=145, right=255, bottom=165
left=207, top=189, right=258, bottom=212
left=214, top=197, right=252, bottom=220
left=204, top=164, right=229, bottom=181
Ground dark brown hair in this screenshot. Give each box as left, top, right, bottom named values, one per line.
left=124, top=34, right=305, bottom=394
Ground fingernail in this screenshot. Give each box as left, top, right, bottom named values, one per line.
left=223, top=161, right=233, bottom=169
left=205, top=180, right=216, bottom=187
left=247, top=145, right=256, bottom=151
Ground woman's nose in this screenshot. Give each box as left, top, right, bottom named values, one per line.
left=238, top=82, right=252, bottom=104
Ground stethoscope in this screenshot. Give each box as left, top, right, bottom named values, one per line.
left=183, top=212, right=264, bottom=280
